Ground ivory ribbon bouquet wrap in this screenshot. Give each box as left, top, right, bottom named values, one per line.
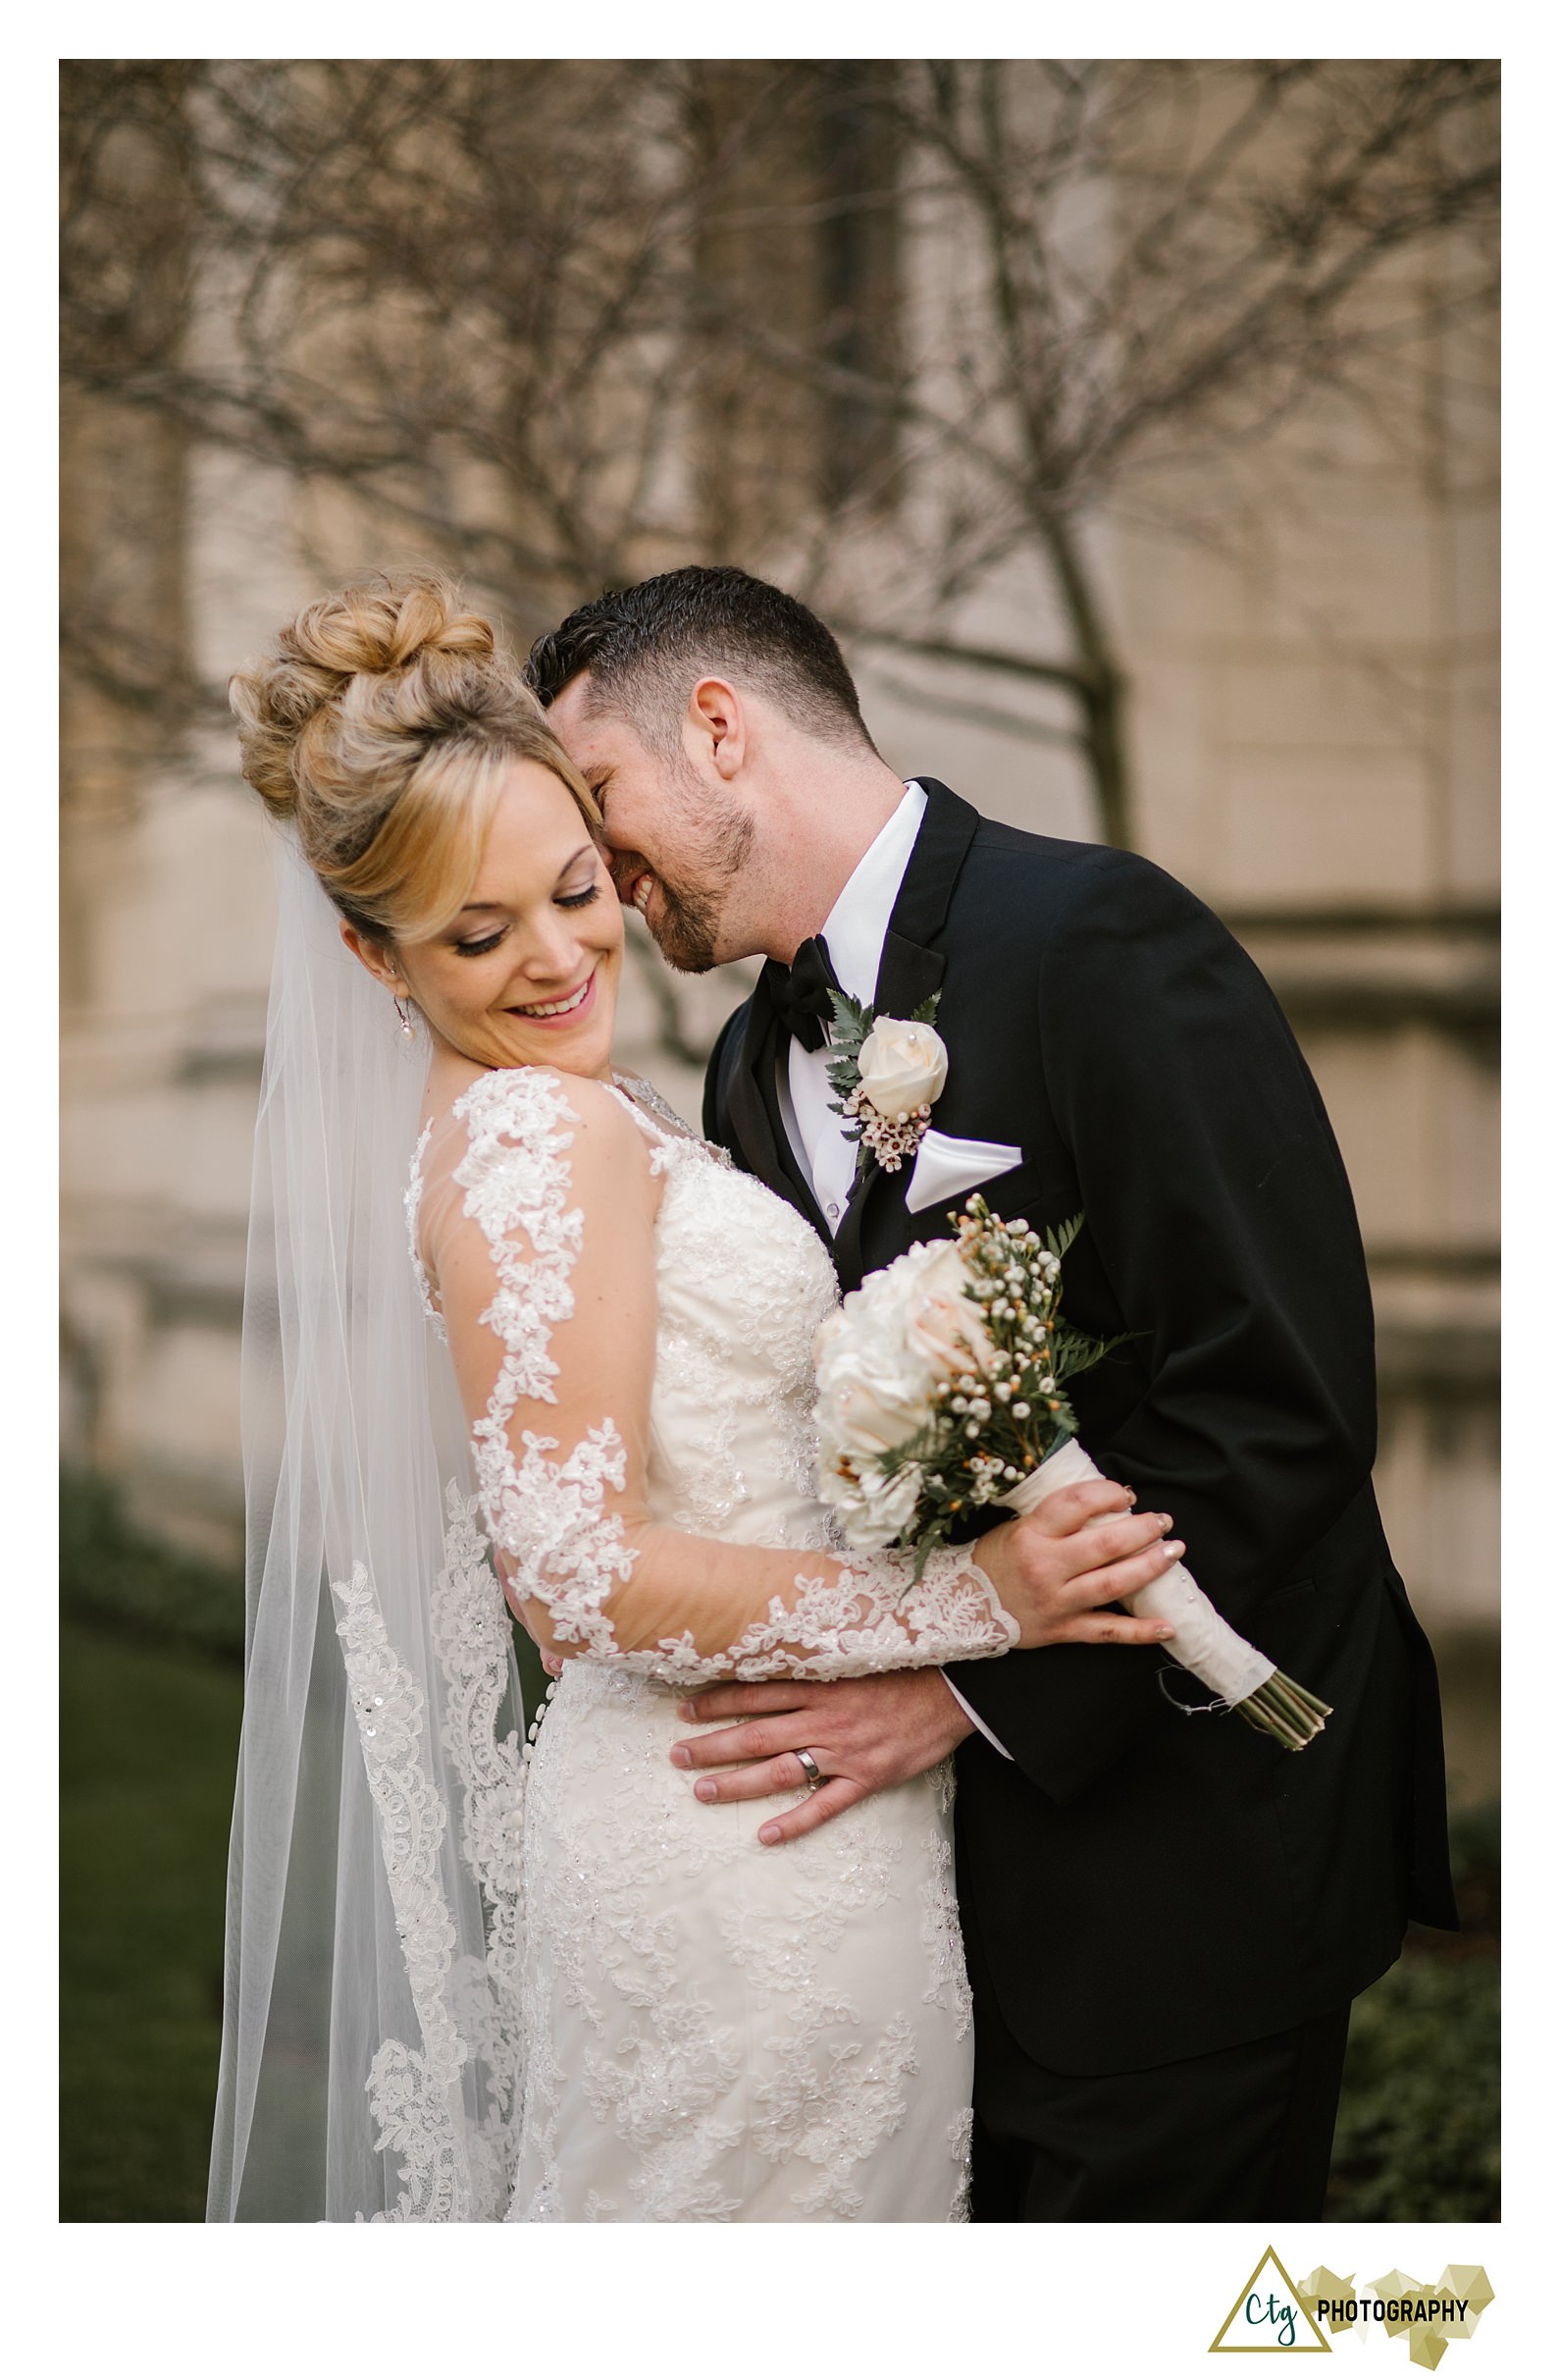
left=812, top=1197, right=1331, bottom=1751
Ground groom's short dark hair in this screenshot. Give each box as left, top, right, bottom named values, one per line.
left=524, top=566, right=876, bottom=758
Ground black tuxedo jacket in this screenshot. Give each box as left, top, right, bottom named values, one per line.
left=704, top=781, right=1456, bottom=2076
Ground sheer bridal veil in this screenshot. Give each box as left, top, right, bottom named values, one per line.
left=207, top=831, right=525, bottom=2222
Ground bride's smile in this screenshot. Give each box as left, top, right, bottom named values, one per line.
left=343, top=755, right=624, bottom=1082
left=508, top=967, right=598, bottom=1021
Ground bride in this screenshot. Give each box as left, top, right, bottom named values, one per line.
left=206, top=570, right=1181, bottom=2224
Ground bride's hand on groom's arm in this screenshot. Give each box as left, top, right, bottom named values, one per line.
left=975, top=1481, right=1185, bottom=1652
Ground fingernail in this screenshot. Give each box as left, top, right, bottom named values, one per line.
left=1156, top=1623, right=1175, bottom=1639
left=694, top=1779, right=717, bottom=1802
left=669, top=1745, right=691, bottom=1769
left=677, top=1703, right=696, bottom=1721
left=1165, top=1540, right=1185, bottom=1560
left=758, top=1823, right=781, bottom=1845
left=1156, top=1513, right=1172, bottom=1530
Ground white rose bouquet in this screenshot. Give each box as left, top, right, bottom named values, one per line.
left=813, top=1197, right=1331, bottom=1751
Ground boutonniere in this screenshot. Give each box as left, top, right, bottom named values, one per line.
left=825, top=990, right=949, bottom=1179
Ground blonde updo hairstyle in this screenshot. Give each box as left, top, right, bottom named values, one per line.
left=230, top=568, right=600, bottom=945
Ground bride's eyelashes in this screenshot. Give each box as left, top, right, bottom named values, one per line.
left=452, top=885, right=601, bottom=957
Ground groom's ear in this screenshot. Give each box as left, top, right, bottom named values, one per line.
left=687, top=676, right=747, bottom=781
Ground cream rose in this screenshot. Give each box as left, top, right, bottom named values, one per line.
left=814, top=1290, right=936, bottom=1457
left=813, top=1243, right=995, bottom=1544
left=902, top=1238, right=998, bottom=1380
left=856, top=1017, right=949, bottom=1122
left=814, top=1306, right=932, bottom=1542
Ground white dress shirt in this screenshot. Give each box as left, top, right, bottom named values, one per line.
left=776, top=781, right=1015, bottom=1763
left=778, top=781, right=927, bottom=1231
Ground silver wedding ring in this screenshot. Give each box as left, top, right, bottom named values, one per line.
left=795, top=1748, right=823, bottom=1788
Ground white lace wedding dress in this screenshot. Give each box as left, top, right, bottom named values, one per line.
left=409, top=1063, right=1018, bottom=2223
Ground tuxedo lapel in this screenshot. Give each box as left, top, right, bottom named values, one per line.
left=874, top=928, right=946, bottom=1022
left=877, top=780, right=979, bottom=960
left=723, top=975, right=833, bottom=1243
left=832, top=781, right=980, bottom=1289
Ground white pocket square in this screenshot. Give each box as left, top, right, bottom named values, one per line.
left=905, top=1129, right=1024, bottom=1216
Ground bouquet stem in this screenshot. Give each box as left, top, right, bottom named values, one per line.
left=1235, top=1673, right=1334, bottom=1751
left=999, top=1439, right=1330, bottom=1751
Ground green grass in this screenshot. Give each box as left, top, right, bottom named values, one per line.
left=60, top=1620, right=241, bottom=2220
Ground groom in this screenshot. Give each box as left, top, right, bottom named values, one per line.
left=525, top=565, right=1456, bottom=2221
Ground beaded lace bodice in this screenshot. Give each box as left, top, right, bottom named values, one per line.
left=409, top=1065, right=1018, bottom=1684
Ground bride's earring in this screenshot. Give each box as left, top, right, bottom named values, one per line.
left=393, top=994, right=415, bottom=1043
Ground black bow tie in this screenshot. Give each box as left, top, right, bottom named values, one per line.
left=762, top=934, right=841, bottom=1053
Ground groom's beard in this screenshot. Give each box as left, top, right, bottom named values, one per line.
left=637, top=807, right=755, bottom=975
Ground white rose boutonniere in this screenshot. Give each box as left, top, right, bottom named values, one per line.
left=825, top=988, right=949, bottom=1177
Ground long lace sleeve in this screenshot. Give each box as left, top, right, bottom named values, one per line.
left=417, top=1067, right=1018, bottom=1685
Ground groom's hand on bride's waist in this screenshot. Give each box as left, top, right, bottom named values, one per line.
left=668, top=1671, right=976, bottom=1845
